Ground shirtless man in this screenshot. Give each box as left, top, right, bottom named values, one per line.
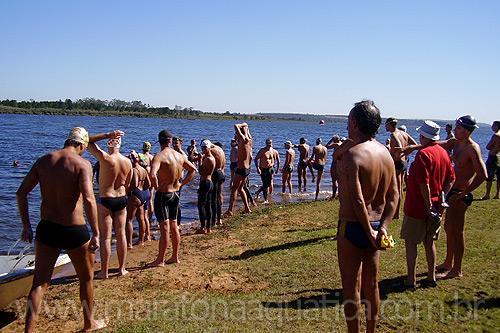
left=224, top=123, right=253, bottom=216
left=197, top=140, right=216, bottom=234
left=125, top=150, right=151, bottom=248
left=282, top=141, right=295, bottom=194
left=482, top=121, right=500, bottom=200
left=337, top=101, right=398, bottom=333
left=186, top=139, right=200, bottom=168
left=385, top=117, right=417, bottom=219
left=445, top=124, right=455, bottom=140
left=404, top=115, right=487, bottom=279
left=255, top=138, right=280, bottom=203
left=229, top=138, right=238, bottom=187
left=297, top=138, right=311, bottom=192
left=88, top=130, right=132, bottom=279
left=309, top=138, right=328, bottom=200
left=173, top=137, right=187, bottom=226
left=326, top=135, right=343, bottom=199
left=148, top=129, right=197, bottom=266
left=210, top=142, right=226, bottom=226
left=17, top=127, right=105, bottom=332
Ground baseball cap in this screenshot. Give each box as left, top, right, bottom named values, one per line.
left=67, top=127, right=89, bottom=147
left=416, top=120, right=440, bottom=141
left=284, top=140, right=293, bottom=146
left=385, top=117, right=398, bottom=125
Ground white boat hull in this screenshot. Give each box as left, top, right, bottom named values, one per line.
left=0, top=254, right=71, bottom=309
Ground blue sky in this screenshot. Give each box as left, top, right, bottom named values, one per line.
left=0, top=0, right=498, bottom=122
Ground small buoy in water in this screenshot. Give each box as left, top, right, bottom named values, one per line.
left=13, top=160, right=20, bottom=167
left=319, top=120, right=325, bottom=125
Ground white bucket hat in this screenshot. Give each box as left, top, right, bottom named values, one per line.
left=416, top=120, right=440, bottom=141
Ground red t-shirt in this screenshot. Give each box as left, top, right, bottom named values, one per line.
left=404, top=143, right=455, bottom=219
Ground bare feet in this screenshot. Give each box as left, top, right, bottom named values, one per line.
left=127, top=244, right=133, bottom=249
left=195, top=228, right=206, bottom=234
left=83, top=319, right=108, bottom=332
left=165, top=257, right=180, bottom=264
left=438, top=270, right=462, bottom=280
left=95, top=270, right=108, bottom=280
left=206, top=228, right=211, bottom=234
left=494, top=195, right=499, bottom=199
left=243, top=209, right=252, bottom=214
left=482, top=196, right=490, bottom=200
left=147, top=259, right=165, bottom=268
left=216, top=219, right=223, bottom=226
left=119, top=268, right=129, bottom=277
left=263, top=200, right=269, bottom=204
left=223, top=211, right=233, bottom=218
left=435, top=263, right=451, bottom=273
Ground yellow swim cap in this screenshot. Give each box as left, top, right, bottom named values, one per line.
left=142, top=141, right=152, bottom=151
left=67, top=127, right=89, bottom=147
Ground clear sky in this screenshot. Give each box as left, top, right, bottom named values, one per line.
left=0, top=0, right=498, bottom=123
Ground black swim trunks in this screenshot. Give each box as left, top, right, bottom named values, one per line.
left=486, top=154, right=500, bottom=181
left=446, top=189, right=473, bottom=207
left=260, top=167, right=273, bottom=188
left=235, top=167, right=251, bottom=178
left=212, top=169, right=226, bottom=184
left=99, top=196, right=128, bottom=212
left=284, top=165, right=293, bottom=173
left=298, top=159, right=308, bottom=169
left=338, top=220, right=380, bottom=249
left=394, top=160, right=408, bottom=172
left=154, top=191, right=180, bottom=223
left=312, top=163, right=325, bottom=172
left=35, top=219, right=90, bottom=250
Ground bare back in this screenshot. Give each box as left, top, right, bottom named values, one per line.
left=211, top=145, right=226, bottom=172
left=284, top=148, right=295, bottom=167
left=338, top=140, right=395, bottom=221
left=313, top=144, right=328, bottom=165
left=36, top=150, right=91, bottom=226
left=97, top=152, right=132, bottom=197
left=298, top=144, right=310, bottom=161
left=390, top=130, right=416, bottom=162
left=151, top=147, right=187, bottom=192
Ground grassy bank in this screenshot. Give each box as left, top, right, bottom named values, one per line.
left=2, top=184, right=499, bottom=332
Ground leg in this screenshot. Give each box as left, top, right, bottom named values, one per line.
left=309, top=163, right=315, bottom=182
left=394, top=171, right=403, bottom=219
left=166, top=219, right=180, bottom=263
left=113, top=208, right=129, bottom=276
left=331, top=166, right=338, bottom=199
left=315, top=170, right=323, bottom=200
left=282, top=171, right=286, bottom=193
left=135, top=206, right=146, bottom=245
left=149, top=221, right=169, bottom=267
left=337, top=236, right=363, bottom=333
left=96, top=205, right=112, bottom=279
left=125, top=199, right=139, bottom=248
left=225, top=175, right=242, bottom=215
left=67, top=242, right=106, bottom=332
left=287, top=172, right=293, bottom=193
left=495, top=177, right=500, bottom=198
left=424, top=236, right=436, bottom=282
left=25, top=241, right=60, bottom=333
left=437, top=209, right=454, bottom=272
left=198, top=188, right=207, bottom=230
left=210, top=183, right=218, bottom=227
left=238, top=178, right=252, bottom=213
left=361, top=249, right=380, bottom=333
left=302, top=168, right=307, bottom=192
left=205, top=189, right=213, bottom=232
left=404, top=240, right=418, bottom=285
left=448, top=204, right=467, bottom=277
left=483, top=180, right=492, bottom=200
left=216, top=181, right=224, bottom=224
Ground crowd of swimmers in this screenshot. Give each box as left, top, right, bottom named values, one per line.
left=15, top=100, right=499, bottom=332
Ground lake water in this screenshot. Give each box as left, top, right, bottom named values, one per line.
left=0, top=114, right=493, bottom=253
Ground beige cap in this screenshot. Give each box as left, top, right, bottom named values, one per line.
left=67, top=127, right=89, bottom=147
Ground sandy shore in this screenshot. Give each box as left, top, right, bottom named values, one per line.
left=0, top=220, right=256, bottom=332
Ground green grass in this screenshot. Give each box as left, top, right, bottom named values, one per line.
left=111, top=184, right=499, bottom=332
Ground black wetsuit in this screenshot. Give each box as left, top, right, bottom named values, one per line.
left=154, top=191, right=180, bottom=223
left=257, top=167, right=273, bottom=201
left=198, top=179, right=214, bottom=229
left=210, top=169, right=225, bottom=226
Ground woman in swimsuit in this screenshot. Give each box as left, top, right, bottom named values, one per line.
left=126, top=150, right=151, bottom=248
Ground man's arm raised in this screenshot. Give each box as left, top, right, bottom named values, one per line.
left=87, top=130, right=124, bottom=161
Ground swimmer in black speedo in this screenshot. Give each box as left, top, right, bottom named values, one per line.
left=17, top=126, right=105, bottom=332
left=87, top=130, right=133, bottom=279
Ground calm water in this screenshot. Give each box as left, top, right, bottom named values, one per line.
left=0, top=114, right=493, bottom=253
